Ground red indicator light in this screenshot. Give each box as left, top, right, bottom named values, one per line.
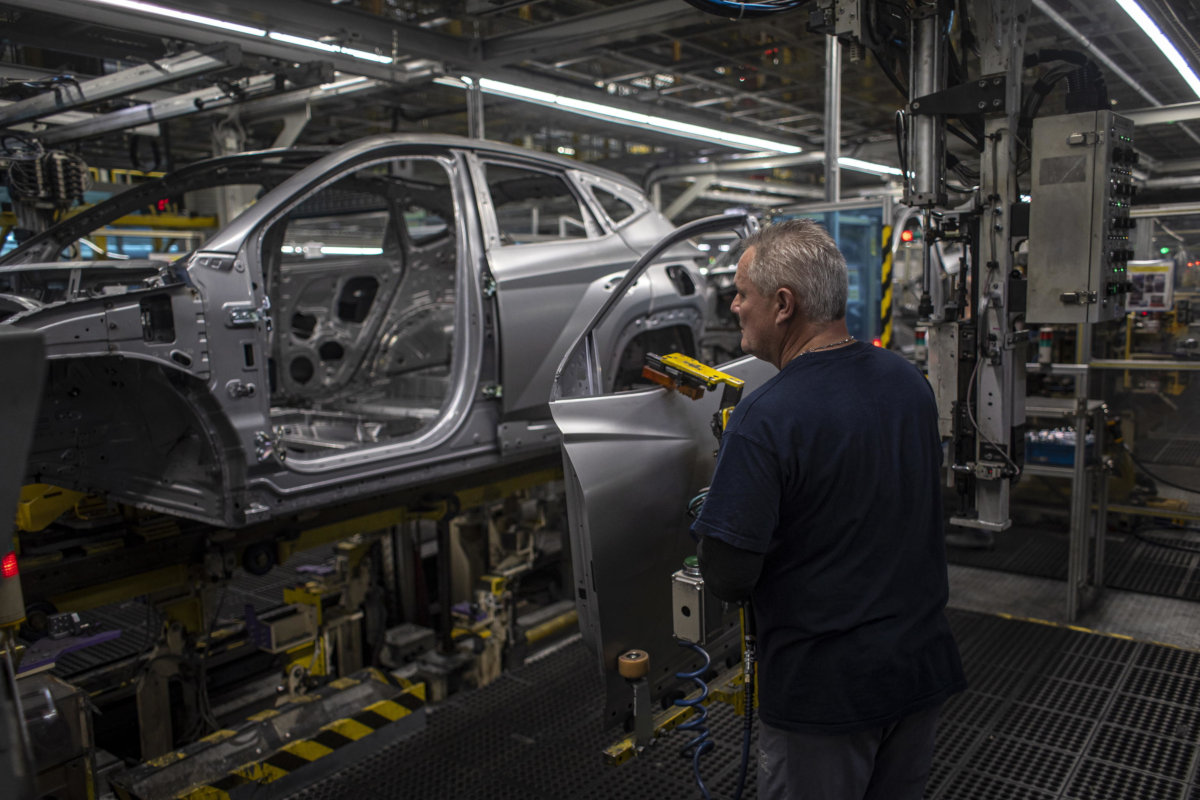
left=156, top=198, right=169, bottom=212
left=900, top=230, right=914, bottom=243
left=872, top=338, right=883, bottom=347
left=1, top=552, right=17, bottom=579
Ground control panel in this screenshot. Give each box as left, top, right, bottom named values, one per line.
left=1027, top=110, right=1136, bottom=324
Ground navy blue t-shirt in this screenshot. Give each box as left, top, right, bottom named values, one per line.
left=692, top=341, right=965, bottom=734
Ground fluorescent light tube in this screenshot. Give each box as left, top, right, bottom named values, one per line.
left=80, top=0, right=266, bottom=36
left=320, top=76, right=371, bottom=91
left=268, top=32, right=393, bottom=64
left=472, top=77, right=802, bottom=154
left=338, top=47, right=394, bottom=64
left=1113, top=0, right=1200, bottom=98
left=269, top=32, right=341, bottom=53
left=281, top=245, right=385, bottom=256
left=477, top=79, right=558, bottom=105
left=318, top=246, right=385, bottom=255
left=838, top=157, right=903, bottom=176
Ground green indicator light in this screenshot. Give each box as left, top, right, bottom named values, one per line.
left=1160, top=246, right=1171, bottom=255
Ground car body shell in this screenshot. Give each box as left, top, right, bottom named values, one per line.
left=1, top=134, right=706, bottom=527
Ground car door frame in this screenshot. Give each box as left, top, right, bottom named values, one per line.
left=232, top=144, right=492, bottom=477
left=548, top=212, right=781, bottom=726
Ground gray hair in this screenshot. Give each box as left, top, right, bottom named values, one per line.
left=742, top=218, right=848, bottom=323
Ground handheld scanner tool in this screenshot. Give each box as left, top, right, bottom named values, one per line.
left=642, top=352, right=744, bottom=441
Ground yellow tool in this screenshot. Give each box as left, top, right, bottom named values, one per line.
left=642, top=352, right=745, bottom=439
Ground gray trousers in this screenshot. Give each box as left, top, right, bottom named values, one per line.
left=757, top=702, right=943, bottom=800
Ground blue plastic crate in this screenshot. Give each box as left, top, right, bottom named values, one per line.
left=1025, top=430, right=1094, bottom=466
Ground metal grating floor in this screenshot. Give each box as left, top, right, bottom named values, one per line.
left=1139, top=440, right=1200, bottom=469
left=281, top=608, right=1200, bottom=800
left=947, top=526, right=1200, bottom=603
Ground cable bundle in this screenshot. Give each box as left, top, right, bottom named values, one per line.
left=680, top=0, right=811, bottom=18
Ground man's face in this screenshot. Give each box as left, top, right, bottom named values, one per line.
left=731, top=246, right=776, bottom=361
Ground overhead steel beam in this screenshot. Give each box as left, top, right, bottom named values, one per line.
left=1154, top=156, right=1200, bottom=173
left=1123, top=101, right=1200, bottom=126
left=481, top=66, right=804, bottom=153
left=0, top=0, right=450, bottom=83
left=39, top=73, right=281, bottom=145
left=0, top=99, right=160, bottom=137
left=709, top=176, right=825, bottom=199
left=1130, top=202, right=1200, bottom=217
left=481, top=1, right=710, bottom=64
left=236, top=75, right=396, bottom=121
left=644, top=152, right=826, bottom=191
left=188, top=0, right=477, bottom=65
left=0, top=62, right=175, bottom=104
left=697, top=189, right=797, bottom=207
left=1142, top=174, right=1200, bottom=189
left=0, top=45, right=241, bottom=127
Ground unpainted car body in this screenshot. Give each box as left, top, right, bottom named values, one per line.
left=0, top=135, right=706, bottom=527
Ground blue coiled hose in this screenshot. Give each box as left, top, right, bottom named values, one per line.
left=674, top=640, right=715, bottom=799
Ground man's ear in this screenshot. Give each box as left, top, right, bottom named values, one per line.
left=775, top=287, right=797, bottom=323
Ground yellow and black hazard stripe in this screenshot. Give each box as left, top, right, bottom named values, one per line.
left=879, top=225, right=894, bottom=349
left=176, top=684, right=425, bottom=800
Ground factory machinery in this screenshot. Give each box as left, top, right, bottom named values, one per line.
left=0, top=346, right=580, bottom=798
left=1, top=1, right=1199, bottom=798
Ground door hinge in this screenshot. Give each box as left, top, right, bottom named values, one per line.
left=228, top=296, right=272, bottom=330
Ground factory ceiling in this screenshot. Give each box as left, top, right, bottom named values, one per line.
left=0, top=0, right=1199, bottom=220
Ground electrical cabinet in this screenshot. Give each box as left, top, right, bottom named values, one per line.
left=1027, top=110, right=1136, bottom=324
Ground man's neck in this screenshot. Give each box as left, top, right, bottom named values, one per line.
left=776, top=321, right=853, bottom=368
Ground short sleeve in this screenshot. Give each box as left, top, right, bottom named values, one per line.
left=690, top=430, right=780, bottom=554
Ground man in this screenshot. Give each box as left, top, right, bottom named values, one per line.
left=692, top=219, right=965, bottom=799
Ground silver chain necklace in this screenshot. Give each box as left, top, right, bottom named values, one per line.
left=801, top=336, right=855, bottom=355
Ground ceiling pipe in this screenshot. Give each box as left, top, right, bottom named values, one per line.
left=1123, top=101, right=1200, bottom=126
left=708, top=176, right=825, bottom=199
left=824, top=35, right=842, bottom=203
left=1142, top=174, right=1200, bottom=189
left=645, top=151, right=826, bottom=185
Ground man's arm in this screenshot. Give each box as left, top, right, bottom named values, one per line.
left=698, top=535, right=765, bottom=602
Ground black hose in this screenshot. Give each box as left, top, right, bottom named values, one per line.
left=1129, top=525, right=1200, bottom=554
left=1122, top=442, right=1200, bottom=495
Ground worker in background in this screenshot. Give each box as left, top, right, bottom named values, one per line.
left=693, top=219, right=965, bottom=800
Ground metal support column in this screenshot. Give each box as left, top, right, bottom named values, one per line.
left=467, top=76, right=485, bottom=140
left=270, top=108, right=312, bottom=149
left=1025, top=362, right=1108, bottom=621
left=211, top=120, right=258, bottom=226
left=1070, top=371, right=1099, bottom=623
left=824, top=35, right=841, bottom=203
left=908, top=5, right=946, bottom=208
left=959, top=0, right=1031, bottom=533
